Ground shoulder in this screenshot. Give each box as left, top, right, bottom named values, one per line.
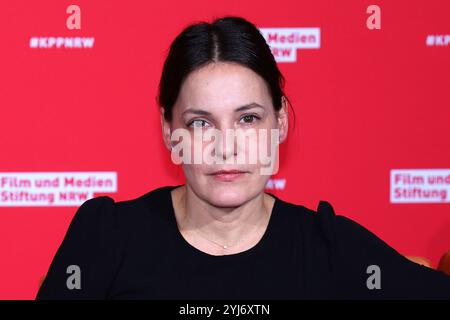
left=114, top=185, right=176, bottom=224
left=275, top=196, right=400, bottom=251
left=69, top=185, right=176, bottom=239
left=274, top=196, right=450, bottom=299
left=275, top=196, right=432, bottom=270
left=84, top=185, right=175, bottom=217
left=272, top=196, right=339, bottom=244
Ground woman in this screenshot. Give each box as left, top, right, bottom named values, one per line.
left=36, top=16, right=450, bottom=300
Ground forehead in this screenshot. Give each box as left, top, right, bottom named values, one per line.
left=175, top=62, right=272, bottom=112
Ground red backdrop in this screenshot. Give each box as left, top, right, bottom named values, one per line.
left=0, top=0, right=449, bottom=299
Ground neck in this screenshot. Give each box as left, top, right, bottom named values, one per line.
left=172, top=185, right=274, bottom=246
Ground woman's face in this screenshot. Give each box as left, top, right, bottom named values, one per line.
left=161, top=62, right=288, bottom=208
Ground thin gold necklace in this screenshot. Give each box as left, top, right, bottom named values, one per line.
left=185, top=210, right=268, bottom=249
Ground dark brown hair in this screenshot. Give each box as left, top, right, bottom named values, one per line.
left=157, top=16, right=294, bottom=124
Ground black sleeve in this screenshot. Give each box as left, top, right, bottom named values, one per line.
left=36, top=196, right=117, bottom=300
left=317, top=201, right=450, bottom=300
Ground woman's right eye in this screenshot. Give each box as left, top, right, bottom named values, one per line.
left=188, top=119, right=209, bottom=128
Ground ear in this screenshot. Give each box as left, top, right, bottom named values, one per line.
left=160, top=108, right=172, bottom=151
left=277, top=96, right=289, bottom=144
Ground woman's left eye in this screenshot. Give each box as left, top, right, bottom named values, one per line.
left=239, top=114, right=260, bottom=124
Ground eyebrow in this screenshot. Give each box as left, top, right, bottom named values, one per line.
left=182, top=103, right=265, bottom=116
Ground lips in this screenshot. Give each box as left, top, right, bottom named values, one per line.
left=209, top=169, right=248, bottom=182
left=210, top=169, right=247, bottom=175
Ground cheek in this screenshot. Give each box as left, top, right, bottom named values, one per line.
left=182, top=163, right=208, bottom=178
left=242, top=128, right=278, bottom=165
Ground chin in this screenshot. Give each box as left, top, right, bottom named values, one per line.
left=205, top=185, right=249, bottom=208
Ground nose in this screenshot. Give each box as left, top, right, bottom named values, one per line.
left=215, top=127, right=238, bottom=162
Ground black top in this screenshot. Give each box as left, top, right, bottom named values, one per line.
left=36, top=185, right=450, bottom=300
